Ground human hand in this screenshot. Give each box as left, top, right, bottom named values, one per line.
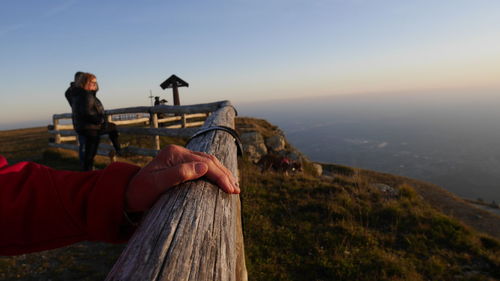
left=125, top=145, right=240, bottom=212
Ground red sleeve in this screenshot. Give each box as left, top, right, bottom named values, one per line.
left=0, top=155, right=141, bottom=256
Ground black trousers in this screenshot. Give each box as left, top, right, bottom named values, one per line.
left=80, top=122, right=120, bottom=171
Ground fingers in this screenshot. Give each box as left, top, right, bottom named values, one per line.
left=190, top=151, right=237, bottom=183
left=189, top=151, right=240, bottom=194
left=126, top=147, right=239, bottom=213
left=152, top=160, right=237, bottom=194
left=156, top=145, right=240, bottom=194
left=155, top=162, right=208, bottom=188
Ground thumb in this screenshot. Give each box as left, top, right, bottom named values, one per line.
left=161, top=161, right=208, bottom=188
left=126, top=162, right=208, bottom=212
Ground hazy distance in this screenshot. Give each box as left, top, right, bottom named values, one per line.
left=238, top=91, right=500, bottom=203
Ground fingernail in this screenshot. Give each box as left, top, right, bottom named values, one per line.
left=195, top=163, right=206, bottom=174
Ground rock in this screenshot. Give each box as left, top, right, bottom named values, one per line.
left=240, top=131, right=264, bottom=144
left=240, top=131, right=268, bottom=162
left=265, top=135, right=286, bottom=152
left=243, top=143, right=268, bottom=163
left=312, top=163, right=323, bottom=176
left=372, top=183, right=399, bottom=197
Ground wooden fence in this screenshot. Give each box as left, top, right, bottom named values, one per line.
left=49, top=100, right=247, bottom=281
left=48, top=101, right=224, bottom=156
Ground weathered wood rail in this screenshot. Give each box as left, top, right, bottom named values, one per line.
left=48, top=101, right=224, bottom=156
left=106, top=101, right=247, bottom=281
left=49, top=100, right=247, bottom=280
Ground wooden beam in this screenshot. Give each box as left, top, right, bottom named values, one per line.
left=173, top=84, right=180, bottom=105
left=56, top=124, right=75, bottom=130
left=59, top=136, right=77, bottom=142
left=48, top=130, right=77, bottom=136
left=104, top=107, right=152, bottom=115
left=48, top=143, right=158, bottom=157
left=112, top=117, right=151, bottom=126
left=53, top=113, right=72, bottom=119
left=184, top=113, right=208, bottom=119
left=52, top=101, right=226, bottom=123
left=158, top=116, right=182, bottom=123
left=185, top=121, right=205, bottom=128
left=116, top=127, right=198, bottom=138
left=49, top=127, right=199, bottom=138
left=106, top=102, right=247, bottom=281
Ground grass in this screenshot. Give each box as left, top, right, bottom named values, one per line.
left=1, top=123, right=500, bottom=281
left=240, top=159, right=500, bottom=280
left=0, top=127, right=49, bottom=163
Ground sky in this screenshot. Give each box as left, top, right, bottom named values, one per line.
left=1, top=0, right=500, bottom=129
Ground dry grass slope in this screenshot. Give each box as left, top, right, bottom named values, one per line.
left=240, top=159, right=500, bottom=280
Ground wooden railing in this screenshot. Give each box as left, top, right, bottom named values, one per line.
left=48, top=101, right=224, bottom=157
left=49, top=101, right=247, bottom=280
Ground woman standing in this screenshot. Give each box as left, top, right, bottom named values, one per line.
left=70, top=72, right=122, bottom=171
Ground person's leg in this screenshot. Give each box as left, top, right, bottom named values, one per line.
left=101, top=122, right=121, bottom=153
left=83, top=131, right=99, bottom=171
left=78, top=135, right=86, bottom=165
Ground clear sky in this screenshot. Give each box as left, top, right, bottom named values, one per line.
left=1, top=0, right=499, bottom=129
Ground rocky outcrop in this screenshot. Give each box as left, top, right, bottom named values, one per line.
left=265, top=135, right=286, bottom=152
left=236, top=117, right=307, bottom=166
left=371, top=183, right=399, bottom=198
left=240, top=132, right=268, bottom=162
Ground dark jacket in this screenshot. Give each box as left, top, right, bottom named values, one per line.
left=64, top=82, right=75, bottom=106
left=68, top=87, right=106, bottom=133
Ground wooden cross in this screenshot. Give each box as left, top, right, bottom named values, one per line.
left=160, top=75, right=189, bottom=106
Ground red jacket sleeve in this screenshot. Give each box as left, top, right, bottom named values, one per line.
left=0, top=155, right=141, bottom=256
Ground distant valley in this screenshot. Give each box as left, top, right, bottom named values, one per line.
left=239, top=91, right=500, bottom=203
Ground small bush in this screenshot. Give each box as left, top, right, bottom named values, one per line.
left=480, top=236, right=500, bottom=251
left=399, top=184, right=418, bottom=200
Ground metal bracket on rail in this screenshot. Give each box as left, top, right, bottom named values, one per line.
left=187, top=126, right=243, bottom=156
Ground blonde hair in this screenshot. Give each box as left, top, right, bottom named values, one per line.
left=75, top=72, right=99, bottom=91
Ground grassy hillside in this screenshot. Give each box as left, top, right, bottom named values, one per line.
left=240, top=159, right=500, bottom=280
left=0, top=123, right=499, bottom=280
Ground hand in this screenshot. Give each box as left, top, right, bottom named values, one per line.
left=125, top=145, right=240, bottom=212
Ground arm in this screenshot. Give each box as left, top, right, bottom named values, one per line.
left=0, top=145, right=239, bottom=256
left=0, top=158, right=140, bottom=256
left=74, top=93, right=104, bottom=125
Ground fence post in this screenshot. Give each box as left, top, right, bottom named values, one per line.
left=53, top=116, right=61, bottom=144
left=106, top=114, right=116, bottom=161
left=151, top=112, right=160, bottom=150
left=181, top=114, right=187, bottom=128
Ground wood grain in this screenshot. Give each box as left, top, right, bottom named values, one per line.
left=105, top=101, right=246, bottom=281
